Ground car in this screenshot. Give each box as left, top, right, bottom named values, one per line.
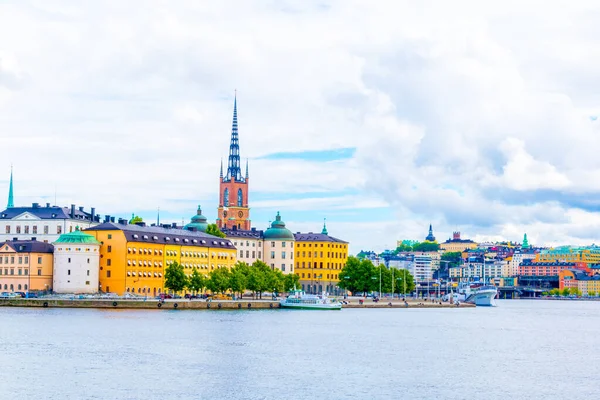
left=211, top=294, right=232, bottom=301
left=26, top=292, right=40, bottom=298
left=14, top=292, right=26, bottom=298
left=0, top=292, right=10, bottom=299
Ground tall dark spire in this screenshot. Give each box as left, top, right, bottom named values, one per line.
left=220, top=158, right=223, bottom=178
left=226, top=92, right=242, bottom=181
left=245, top=158, right=249, bottom=180
left=7, top=165, right=14, bottom=208
left=425, top=223, right=436, bottom=242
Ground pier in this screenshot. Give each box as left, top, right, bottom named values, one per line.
left=0, top=298, right=475, bottom=310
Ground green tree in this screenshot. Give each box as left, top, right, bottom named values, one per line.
left=395, top=243, right=413, bottom=253
left=571, top=287, right=582, bottom=297
left=394, top=268, right=415, bottom=295
left=549, top=288, right=560, bottom=296
left=229, top=266, right=248, bottom=298
left=187, top=268, right=206, bottom=294
left=284, top=273, right=301, bottom=292
left=207, top=267, right=231, bottom=294
left=205, top=223, right=226, bottom=238
left=561, top=287, right=571, bottom=297
left=337, top=256, right=377, bottom=295
left=129, top=215, right=143, bottom=224
left=266, top=269, right=285, bottom=295
left=164, top=262, right=188, bottom=294
left=247, top=260, right=271, bottom=299
left=589, top=291, right=597, bottom=297
left=412, top=242, right=440, bottom=252
left=441, top=252, right=462, bottom=268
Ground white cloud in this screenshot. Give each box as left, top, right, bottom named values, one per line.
left=2, top=1, right=600, bottom=250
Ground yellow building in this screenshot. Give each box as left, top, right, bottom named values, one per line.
left=440, top=232, right=478, bottom=253
left=84, top=221, right=237, bottom=296
left=0, top=240, right=53, bottom=293
left=536, top=247, right=600, bottom=266
left=294, top=223, right=348, bottom=296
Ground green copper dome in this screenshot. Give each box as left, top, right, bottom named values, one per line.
left=54, top=227, right=101, bottom=244
left=185, top=205, right=208, bottom=232
left=264, top=212, right=294, bottom=240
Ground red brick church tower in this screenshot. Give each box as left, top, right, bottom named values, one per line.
left=217, top=94, right=251, bottom=230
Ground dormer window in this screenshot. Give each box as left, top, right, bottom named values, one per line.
left=143, top=235, right=148, bottom=239
left=201, top=240, right=206, bottom=244
left=175, top=238, right=180, bottom=242
left=133, top=234, right=139, bottom=239
left=184, top=239, right=189, bottom=243
left=153, top=236, right=158, bottom=240
left=192, top=239, right=198, bottom=243
left=165, top=237, right=170, bottom=241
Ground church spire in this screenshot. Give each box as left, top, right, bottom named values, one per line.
left=245, top=158, right=249, bottom=180
left=322, top=218, right=328, bottom=235
left=522, top=233, right=530, bottom=249
left=226, top=91, right=242, bottom=181
left=157, top=207, right=160, bottom=226
left=425, top=223, right=436, bottom=242
left=7, top=165, right=14, bottom=208
left=220, top=158, right=223, bottom=178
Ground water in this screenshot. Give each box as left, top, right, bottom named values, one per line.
left=0, top=300, right=598, bottom=399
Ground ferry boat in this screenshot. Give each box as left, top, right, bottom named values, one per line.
left=457, top=281, right=498, bottom=307
left=280, top=290, right=342, bottom=310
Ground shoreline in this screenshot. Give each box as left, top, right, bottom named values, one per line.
left=0, top=298, right=475, bottom=310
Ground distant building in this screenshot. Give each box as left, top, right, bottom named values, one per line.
left=440, top=232, right=477, bottom=253
left=519, top=259, right=588, bottom=277
left=263, top=212, right=295, bottom=274
left=535, top=246, right=600, bottom=266
left=223, top=227, right=264, bottom=265
left=425, top=224, right=436, bottom=242
left=560, top=269, right=600, bottom=295
left=507, top=251, right=536, bottom=276
left=0, top=203, right=99, bottom=243
left=412, top=253, right=432, bottom=282
left=294, top=221, right=348, bottom=295
left=53, top=228, right=101, bottom=294
left=0, top=239, right=53, bottom=293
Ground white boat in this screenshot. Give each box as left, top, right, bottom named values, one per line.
left=457, top=282, right=498, bottom=307
left=280, top=290, right=342, bottom=310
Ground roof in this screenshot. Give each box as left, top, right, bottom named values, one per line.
left=264, top=212, right=294, bottom=240
left=294, top=232, right=348, bottom=244
left=0, top=240, right=54, bottom=254
left=442, top=239, right=476, bottom=244
left=0, top=205, right=93, bottom=221
left=54, top=229, right=101, bottom=245
left=84, top=222, right=235, bottom=249
left=222, top=228, right=264, bottom=239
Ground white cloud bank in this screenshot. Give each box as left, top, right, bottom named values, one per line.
left=1, top=1, right=600, bottom=251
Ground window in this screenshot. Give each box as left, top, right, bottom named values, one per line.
left=252, top=251, right=255, bottom=258
left=282, top=242, right=286, bottom=248
left=271, top=242, right=275, bottom=247
left=68, top=270, right=71, bottom=275
left=57, top=226, right=62, bottom=234
left=246, top=251, right=249, bottom=258
left=24, top=256, right=28, bottom=263
left=37, top=269, right=41, bottom=276
left=5, top=225, right=9, bottom=234
left=258, top=251, right=262, bottom=259
left=18, top=269, right=22, bottom=275
left=44, top=226, right=49, bottom=234
left=87, top=270, right=90, bottom=276
left=68, top=258, right=71, bottom=263
left=24, top=269, right=28, bottom=275
left=239, top=250, right=243, bottom=258
left=107, top=259, right=111, bottom=266
left=107, top=270, right=111, bottom=278
left=107, top=245, right=112, bottom=253
left=224, top=188, right=229, bottom=207
left=0, top=257, right=2, bottom=265
left=38, top=256, right=42, bottom=264
left=85, top=281, right=90, bottom=285
left=282, top=264, right=286, bottom=272
left=108, top=234, right=112, bottom=239
left=270, top=251, right=275, bottom=259
left=10, top=256, right=14, bottom=264
left=87, top=258, right=90, bottom=264
left=18, top=257, right=22, bottom=264
left=24, top=225, right=29, bottom=234
left=16, top=225, right=21, bottom=234
left=282, top=252, right=286, bottom=259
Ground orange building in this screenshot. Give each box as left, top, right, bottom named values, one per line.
left=0, top=240, right=53, bottom=293
left=84, top=221, right=237, bottom=296
left=217, top=95, right=251, bottom=230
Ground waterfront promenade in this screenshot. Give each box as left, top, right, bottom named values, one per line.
left=0, top=297, right=474, bottom=310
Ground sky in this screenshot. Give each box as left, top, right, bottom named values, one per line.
left=1, top=1, right=600, bottom=254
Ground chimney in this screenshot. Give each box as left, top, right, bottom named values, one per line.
left=172, top=222, right=177, bottom=228
left=70, top=204, right=75, bottom=218
left=46, top=203, right=50, bottom=208
left=117, top=218, right=126, bottom=225
left=135, top=222, right=146, bottom=227
left=79, top=206, right=84, bottom=212
left=104, top=215, right=110, bottom=223
left=91, top=207, right=95, bottom=222
left=110, top=217, right=115, bottom=223
left=32, top=202, right=39, bottom=208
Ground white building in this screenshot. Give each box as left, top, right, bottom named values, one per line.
left=412, top=253, right=432, bottom=282
left=507, top=251, right=536, bottom=276
left=52, top=228, right=101, bottom=294
left=263, top=213, right=295, bottom=274
left=224, top=228, right=264, bottom=265
left=0, top=203, right=100, bottom=243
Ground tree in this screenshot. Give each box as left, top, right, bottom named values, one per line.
left=337, top=256, right=377, bottom=295
left=164, top=262, right=188, bottom=294
left=266, top=268, right=285, bottom=295
left=570, top=287, right=582, bottom=297
left=395, top=243, right=413, bottom=253
left=207, top=267, right=231, bottom=294
left=205, top=223, right=226, bottom=238
left=589, top=291, right=597, bottom=297
left=188, top=268, right=206, bottom=294
left=229, top=265, right=248, bottom=298
left=247, top=260, right=271, bottom=299
left=129, top=215, right=143, bottom=224
left=549, top=288, right=560, bottom=296
left=284, top=273, right=300, bottom=292
left=393, top=268, right=415, bottom=295
left=412, top=242, right=440, bottom=252
left=441, top=252, right=462, bottom=268
left=561, top=287, right=571, bottom=297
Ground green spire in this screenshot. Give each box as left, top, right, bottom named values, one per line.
left=7, top=165, right=13, bottom=208
left=522, top=233, right=530, bottom=249
left=322, top=218, right=328, bottom=235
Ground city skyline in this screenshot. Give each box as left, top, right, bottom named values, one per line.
left=2, top=2, right=600, bottom=252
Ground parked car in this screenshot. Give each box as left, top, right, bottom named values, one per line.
left=211, top=294, right=232, bottom=301
left=14, top=292, right=26, bottom=298
left=0, top=292, right=11, bottom=299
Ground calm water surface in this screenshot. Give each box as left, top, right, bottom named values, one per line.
left=1, top=300, right=599, bottom=399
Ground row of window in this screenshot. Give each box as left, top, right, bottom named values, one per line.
left=1, top=283, right=28, bottom=290
left=126, top=287, right=160, bottom=293
left=298, top=243, right=346, bottom=249
left=239, top=251, right=262, bottom=259
left=0, top=256, right=33, bottom=264
left=57, top=248, right=96, bottom=252
left=295, top=262, right=344, bottom=269
left=126, top=271, right=164, bottom=278
left=0, top=268, right=29, bottom=275
left=235, top=241, right=262, bottom=247
left=4, top=225, right=82, bottom=235
left=296, top=251, right=346, bottom=258
left=269, top=251, right=292, bottom=260
left=299, top=273, right=340, bottom=280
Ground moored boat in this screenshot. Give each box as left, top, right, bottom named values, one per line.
left=280, top=290, right=342, bottom=310
left=458, top=282, right=497, bottom=307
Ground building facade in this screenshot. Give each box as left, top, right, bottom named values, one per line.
left=440, top=232, right=477, bottom=253
left=84, top=221, right=237, bottom=296
left=412, top=253, right=432, bottom=282
left=535, top=246, right=600, bottom=266
left=217, top=95, right=251, bottom=231
left=223, top=228, right=264, bottom=265
left=263, top=213, right=294, bottom=273
left=294, top=223, right=348, bottom=295
left=53, top=228, right=101, bottom=294
left=0, top=203, right=99, bottom=243
left=0, top=239, right=53, bottom=293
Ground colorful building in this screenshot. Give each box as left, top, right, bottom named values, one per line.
left=263, top=212, right=294, bottom=274
left=53, top=228, right=101, bottom=294
left=84, top=221, right=237, bottom=296
left=0, top=239, right=53, bottom=293
left=294, top=222, right=348, bottom=295
left=535, top=246, right=600, bottom=266
left=440, top=232, right=477, bottom=253
left=519, top=259, right=588, bottom=277
left=216, top=94, right=251, bottom=231
left=559, top=269, right=600, bottom=295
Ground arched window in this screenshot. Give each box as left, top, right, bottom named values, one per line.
left=237, top=189, right=243, bottom=206
left=224, top=188, right=229, bottom=207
